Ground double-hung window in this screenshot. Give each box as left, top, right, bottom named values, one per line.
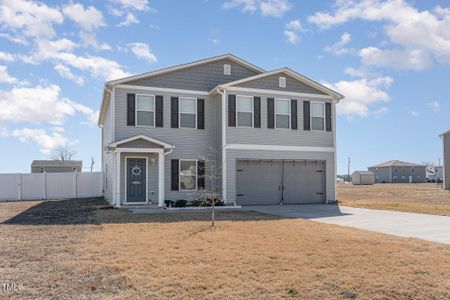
left=180, top=97, right=196, bottom=128
left=179, top=160, right=197, bottom=191
left=136, top=95, right=155, bottom=126
left=275, top=99, right=290, bottom=129
left=311, top=102, right=325, bottom=131
left=236, top=95, right=253, bottom=127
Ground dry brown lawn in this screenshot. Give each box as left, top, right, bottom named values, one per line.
left=338, top=183, right=450, bottom=216
left=1, top=198, right=449, bottom=299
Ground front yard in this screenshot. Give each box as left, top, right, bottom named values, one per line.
left=338, top=183, right=450, bottom=216
left=1, top=199, right=449, bottom=299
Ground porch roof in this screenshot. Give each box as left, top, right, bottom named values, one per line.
left=108, top=135, right=174, bottom=149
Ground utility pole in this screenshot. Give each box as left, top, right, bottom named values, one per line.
left=347, top=157, right=351, bottom=182
left=438, top=157, right=441, bottom=166
left=90, top=157, right=94, bottom=172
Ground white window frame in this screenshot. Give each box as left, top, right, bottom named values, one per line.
left=310, top=101, right=325, bottom=131
left=135, top=94, right=155, bottom=127
left=275, top=98, right=291, bottom=130
left=236, top=95, right=254, bottom=128
left=179, top=159, right=198, bottom=191
left=179, top=97, right=197, bottom=129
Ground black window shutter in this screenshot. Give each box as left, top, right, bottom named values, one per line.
left=171, top=159, right=179, bottom=191
left=171, top=97, right=179, bottom=128
left=291, top=100, right=298, bottom=130
left=155, top=95, right=163, bottom=127
left=254, top=97, right=261, bottom=128
left=303, top=100, right=310, bottom=131
left=267, top=98, right=274, bottom=129
left=228, top=94, right=236, bottom=127
left=197, top=160, right=205, bottom=189
left=197, top=99, right=205, bottom=129
left=326, top=102, right=332, bottom=132
left=127, top=93, right=135, bottom=126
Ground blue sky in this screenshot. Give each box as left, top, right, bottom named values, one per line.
left=0, top=0, right=449, bottom=174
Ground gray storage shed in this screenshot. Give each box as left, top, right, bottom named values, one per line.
left=352, top=171, right=375, bottom=185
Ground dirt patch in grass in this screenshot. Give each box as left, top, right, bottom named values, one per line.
left=1, top=199, right=449, bottom=299
left=338, top=183, right=450, bottom=216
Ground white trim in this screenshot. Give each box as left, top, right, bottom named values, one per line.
left=115, top=148, right=164, bottom=154
left=109, top=134, right=173, bottom=149
left=223, top=86, right=335, bottom=100
left=275, top=98, right=291, bottom=130
left=124, top=156, right=149, bottom=204
left=115, top=152, right=120, bottom=207
left=111, top=86, right=115, bottom=140
left=236, top=95, right=254, bottom=128
left=216, top=67, right=344, bottom=101
left=220, top=89, right=227, bottom=203
left=179, top=159, right=198, bottom=192
left=332, top=101, right=337, bottom=204
left=106, top=54, right=265, bottom=85
left=224, top=144, right=334, bottom=152
left=179, top=97, right=197, bottom=129
left=135, top=94, right=155, bottom=127
left=116, top=84, right=209, bottom=96
left=310, top=101, right=326, bottom=131
left=158, top=153, right=164, bottom=206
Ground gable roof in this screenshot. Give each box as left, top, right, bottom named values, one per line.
left=212, top=67, right=344, bottom=101
left=108, top=135, right=174, bottom=149
left=439, top=129, right=450, bottom=137
left=31, top=160, right=82, bottom=167
left=106, top=54, right=265, bottom=86
left=369, top=160, right=425, bottom=168
left=353, top=171, right=375, bottom=175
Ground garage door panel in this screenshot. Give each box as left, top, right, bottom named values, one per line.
left=283, top=161, right=325, bottom=204
left=236, top=160, right=282, bottom=205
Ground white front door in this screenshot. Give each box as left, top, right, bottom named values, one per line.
left=409, top=175, right=413, bottom=183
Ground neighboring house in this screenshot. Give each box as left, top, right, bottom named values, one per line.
left=441, top=130, right=450, bottom=189
left=427, top=165, right=443, bottom=182
left=98, top=54, right=344, bottom=207
left=352, top=171, right=375, bottom=185
left=31, top=160, right=82, bottom=173
left=368, top=160, right=426, bottom=183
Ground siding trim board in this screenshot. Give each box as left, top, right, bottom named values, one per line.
left=225, top=144, right=334, bottom=152
left=224, top=86, right=335, bottom=100
left=116, top=84, right=210, bottom=96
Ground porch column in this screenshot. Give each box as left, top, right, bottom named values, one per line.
left=115, top=151, right=121, bottom=207
left=158, top=150, right=164, bottom=206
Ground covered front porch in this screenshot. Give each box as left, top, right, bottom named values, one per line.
left=107, top=135, right=174, bottom=207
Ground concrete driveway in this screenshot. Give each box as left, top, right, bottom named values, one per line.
left=245, top=204, right=450, bottom=244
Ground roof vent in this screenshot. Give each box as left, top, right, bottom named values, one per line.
left=279, top=76, right=286, bottom=88
left=224, top=64, right=231, bottom=75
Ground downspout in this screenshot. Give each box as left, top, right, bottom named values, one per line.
left=216, top=86, right=227, bottom=204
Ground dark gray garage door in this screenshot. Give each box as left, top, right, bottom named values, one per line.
left=236, top=160, right=326, bottom=205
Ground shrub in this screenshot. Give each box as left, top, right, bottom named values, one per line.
left=164, top=200, right=174, bottom=208
left=190, top=197, right=224, bottom=207
left=175, top=199, right=187, bottom=208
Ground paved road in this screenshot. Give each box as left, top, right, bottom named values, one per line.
left=245, top=204, right=450, bottom=244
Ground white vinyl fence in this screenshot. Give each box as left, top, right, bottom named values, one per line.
left=0, top=172, right=103, bottom=201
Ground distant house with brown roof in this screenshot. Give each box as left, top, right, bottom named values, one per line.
left=31, top=160, right=82, bottom=173
left=368, top=160, right=426, bottom=183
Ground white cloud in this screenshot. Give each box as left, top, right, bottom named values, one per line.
left=63, top=3, right=105, bottom=31
left=283, top=19, right=304, bottom=44
left=118, top=12, right=139, bottom=27
left=411, top=111, right=420, bottom=117
left=54, top=64, right=84, bottom=86
left=426, top=101, right=440, bottom=112
left=112, top=0, right=151, bottom=11
left=0, top=51, right=15, bottom=62
left=0, top=84, right=97, bottom=126
left=223, top=0, right=292, bottom=17
left=308, top=0, right=450, bottom=70
left=0, top=65, right=18, bottom=84
left=11, top=128, right=78, bottom=155
left=128, top=42, right=157, bottom=64
left=0, top=33, right=28, bottom=45
left=323, top=75, right=393, bottom=118
left=0, top=0, right=64, bottom=38
left=325, top=32, right=354, bottom=55
left=0, top=127, right=8, bottom=137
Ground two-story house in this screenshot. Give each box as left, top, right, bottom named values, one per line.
left=97, top=54, right=344, bottom=207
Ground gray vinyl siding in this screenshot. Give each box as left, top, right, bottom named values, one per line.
left=225, top=149, right=335, bottom=204
left=236, top=73, right=326, bottom=95
left=126, top=58, right=260, bottom=91
left=369, top=166, right=426, bottom=183
left=114, top=87, right=218, bottom=200
left=31, top=166, right=81, bottom=173
left=225, top=90, right=334, bottom=147
left=119, top=153, right=159, bottom=204
left=102, top=97, right=114, bottom=203
left=443, top=132, right=450, bottom=189
left=368, top=167, right=391, bottom=183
